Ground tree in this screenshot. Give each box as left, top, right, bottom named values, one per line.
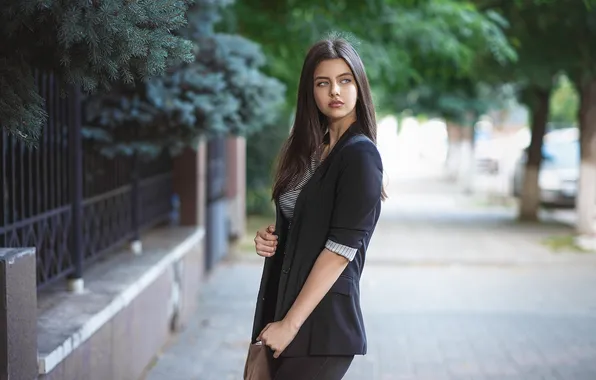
left=224, top=0, right=516, bottom=215
left=0, top=0, right=195, bottom=144
left=552, top=4, right=596, bottom=236
left=228, top=0, right=515, bottom=114
left=83, top=0, right=285, bottom=158
left=478, top=1, right=596, bottom=235
left=245, top=104, right=293, bottom=216
left=549, top=74, right=579, bottom=128
left=476, top=0, right=565, bottom=221
left=517, top=84, right=553, bottom=220
left=401, top=78, right=508, bottom=187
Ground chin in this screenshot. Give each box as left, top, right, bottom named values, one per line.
left=323, top=109, right=351, bottom=120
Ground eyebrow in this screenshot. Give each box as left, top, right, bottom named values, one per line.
left=314, top=72, right=353, bottom=81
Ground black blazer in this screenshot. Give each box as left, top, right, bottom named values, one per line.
left=250, top=122, right=383, bottom=357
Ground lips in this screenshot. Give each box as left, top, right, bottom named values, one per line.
left=329, top=100, right=344, bottom=108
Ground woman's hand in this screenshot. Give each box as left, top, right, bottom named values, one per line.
left=254, top=224, right=278, bottom=257
left=257, top=320, right=299, bottom=358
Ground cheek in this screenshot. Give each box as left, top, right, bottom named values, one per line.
left=314, top=88, right=327, bottom=109
left=346, top=85, right=358, bottom=105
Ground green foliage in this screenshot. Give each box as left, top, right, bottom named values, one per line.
left=245, top=107, right=293, bottom=216
left=226, top=0, right=515, bottom=114
left=477, top=0, right=571, bottom=92
left=246, top=186, right=276, bottom=217
left=221, top=0, right=518, bottom=215
left=400, top=75, right=511, bottom=127
left=223, top=0, right=517, bottom=215
left=549, top=74, right=579, bottom=127
left=1, top=0, right=195, bottom=143
left=554, top=5, right=596, bottom=90
left=476, top=0, right=596, bottom=124
left=0, top=59, right=47, bottom=145
left=83, top=0, right=285, bottom=158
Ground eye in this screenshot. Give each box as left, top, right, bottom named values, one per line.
left=316, top=81, right=329, bottom=87
left=341, top=78, right=352, bottom=84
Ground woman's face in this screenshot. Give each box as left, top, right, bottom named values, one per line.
left=313, top=58, right=358, bottom=123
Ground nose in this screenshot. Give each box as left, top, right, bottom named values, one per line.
left=329, top=81, right=340, bottom=96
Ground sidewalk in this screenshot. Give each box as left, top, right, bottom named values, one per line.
left=144, top=174, right=596, bottom=380
left=370, top=179, right=596, bottom=267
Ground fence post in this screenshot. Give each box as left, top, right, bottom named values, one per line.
left=172, top=140, right=207, bottom=227
left=68, top=86, right=84, bottom=293
left=130, top=152, right=142, bottom=255
left=0, top=248, right=38, bottom=380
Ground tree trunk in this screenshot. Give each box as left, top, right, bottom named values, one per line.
left=445, top=122, right=461, bottom=181
left=458, top=125, right=475, bottom=193
left=518, top=88, right=550, bottom=221
left=576, top=79, right=596, bottom=235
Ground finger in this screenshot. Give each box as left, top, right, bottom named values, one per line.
left=255, top=236, right=276, bottom=246
left=273, top=349, right=280, bottom=359
left=257, top=323, right=271, bottom=341
left=257, top=239, right=277, bottom=248
left=258, top=230, right=278, bottom=241
left=256, top=240, right=276, bottom=250
left=255, top=238, right=277, bottom=251
left=253, top=233, right=277, bottom=245
left=259, top=234, right=277, bottom=243
left=267, top=225, right=275, bottom=233
left=256, top=250, right=274, bottom=258
left=256, top=244, right=276, bottom=254
left=263, top=322, right=272, bottom=330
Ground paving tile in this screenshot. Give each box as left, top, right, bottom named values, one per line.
left=145, top=177, right=596, bottom=380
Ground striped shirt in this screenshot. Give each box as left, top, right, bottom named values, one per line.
left=278, top=154, right=358, bottom=261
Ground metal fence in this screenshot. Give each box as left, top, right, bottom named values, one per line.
left=0, top=71, right=173, bottom=290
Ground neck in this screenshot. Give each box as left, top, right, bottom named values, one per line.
left=327, top=114, right=356, bottom=147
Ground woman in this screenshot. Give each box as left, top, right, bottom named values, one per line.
left=250, top=37, right=386, bottom=380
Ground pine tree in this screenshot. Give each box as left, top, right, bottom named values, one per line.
left=0, top=58, right=48, bottom=145
left=0, top=0, right=195, bottom=144
left=83, top=0, right=285, bottom=158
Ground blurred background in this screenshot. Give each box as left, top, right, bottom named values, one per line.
left=1, top=1, right=596, bottom=379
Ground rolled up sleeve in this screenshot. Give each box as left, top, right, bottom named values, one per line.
left=325, top=142, right=383, bottom=261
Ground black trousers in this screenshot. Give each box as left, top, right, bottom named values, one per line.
left=271, top=355, right=354, bottom=380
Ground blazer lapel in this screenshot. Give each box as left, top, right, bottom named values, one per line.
left=290, top=122, right=361, bottom=230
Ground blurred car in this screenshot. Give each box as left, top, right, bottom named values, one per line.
left=512, top=128, right=579, bottom=208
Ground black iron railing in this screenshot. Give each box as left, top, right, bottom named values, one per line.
left=0, top=71, right=173, bottom=290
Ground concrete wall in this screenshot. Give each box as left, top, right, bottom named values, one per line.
left=38, top=238, right=204, bottom=380
left=0, top=248, right=38, bottom=380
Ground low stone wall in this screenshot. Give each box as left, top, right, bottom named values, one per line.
left=36, top=227, right=205, bottom=380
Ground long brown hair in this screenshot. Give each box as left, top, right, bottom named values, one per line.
left=272, top=37, right=384, bottom=200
